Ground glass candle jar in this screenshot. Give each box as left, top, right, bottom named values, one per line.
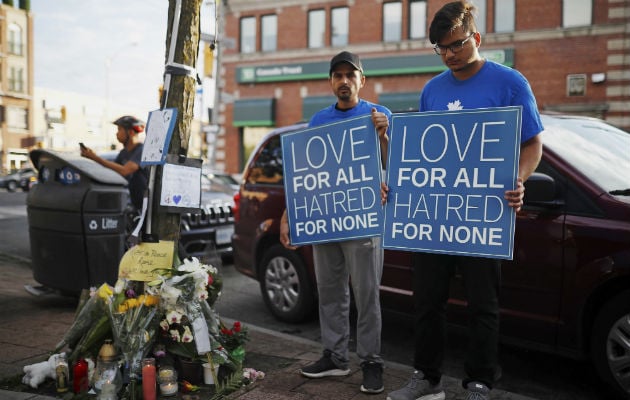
left=157, top=366, right=178, bottom=397
left=92, top=357, right=122, bottom=394
left=142, top=358, right=157, bottom=400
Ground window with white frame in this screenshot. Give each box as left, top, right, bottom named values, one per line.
left=409, top=0, right=427, bottom=39
left=9, top=66, right=24, bottom=92
left=383, top=2, right=402, bottom=42
left=308, top=9, right=326, bottom=48
left=240, top=16, right=256, bottom=53
left=7, top=106, right=28, bottom=130
left=563, top=0, right=592, bottom=27
left=261, top=14, right=277, bottom=52
left=494, top=0, right=515, bottom=33
left=472, top=0, right=486, bottom=34
left=331, top=7, right=349, bottom=47
left=8, top=24, right=23, bottom=56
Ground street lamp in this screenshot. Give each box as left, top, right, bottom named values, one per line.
left=105, top=41, right=138, bottom=124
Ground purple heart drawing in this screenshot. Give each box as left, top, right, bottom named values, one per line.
left=173, top=195, right=182, bottom=204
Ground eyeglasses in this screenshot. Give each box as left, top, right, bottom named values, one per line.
left=433, top=32, right=476, bottom=56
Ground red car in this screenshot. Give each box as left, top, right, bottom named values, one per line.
left=231, top=113, right=630, bottom=398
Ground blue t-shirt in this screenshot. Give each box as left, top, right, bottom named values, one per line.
left=419, top=60, right=543, bottom=142
left=115, top=144, right=148, bottom=211
left=309, top=99, right=392, bottom=131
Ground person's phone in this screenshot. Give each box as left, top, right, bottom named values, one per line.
left=79, top=142, right=86, bottom=150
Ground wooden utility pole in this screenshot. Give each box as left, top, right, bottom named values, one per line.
left=149, top=0, right=202, bottom=246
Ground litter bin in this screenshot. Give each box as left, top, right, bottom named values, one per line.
left=27, top=149, right=129, bottom=294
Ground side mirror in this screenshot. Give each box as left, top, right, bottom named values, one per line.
left=523, top=172, right=563, bottom=208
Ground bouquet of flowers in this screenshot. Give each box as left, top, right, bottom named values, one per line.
left=218, top=320, right=249, bottom=364
left=154, top=257, right=226, bottom=366
left=97, top=280, right=160, bottom=399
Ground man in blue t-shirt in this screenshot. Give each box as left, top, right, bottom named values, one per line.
left=280, top=51, right=391, bottom=394
left=386, top=2, right=543, bottom=400
left=81, top=115, right=148, bottom=212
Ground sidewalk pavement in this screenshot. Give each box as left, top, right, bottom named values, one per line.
left=0, top=252, right=539, bottom=400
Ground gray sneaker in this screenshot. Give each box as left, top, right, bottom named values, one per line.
left=387, top=370, right=445, bottom=400
left=465, top=381, right=490, bottom=400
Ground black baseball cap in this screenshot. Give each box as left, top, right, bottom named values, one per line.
left=329, top=51, right=363, bottom=76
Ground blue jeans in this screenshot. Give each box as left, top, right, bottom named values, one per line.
left=412, top=252, right=500, bottom=389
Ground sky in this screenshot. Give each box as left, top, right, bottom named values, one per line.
left=32, top=1, right=170, bottom=114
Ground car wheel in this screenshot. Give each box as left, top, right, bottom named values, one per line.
left=6, top=180, right=17, bottom=192
left=259, top=244, right=315, bottom=323
left=591, top=290, right=630, bottom=399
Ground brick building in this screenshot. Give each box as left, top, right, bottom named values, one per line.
left=215, top=0, right=629, bottom=173
left=0, top=1, right=34, bottom=173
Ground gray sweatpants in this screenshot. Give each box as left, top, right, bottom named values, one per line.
left=312, top=236, right=384, bottom=368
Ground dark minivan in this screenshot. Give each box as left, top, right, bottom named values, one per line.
left=232, top=113, right=630, bottom=398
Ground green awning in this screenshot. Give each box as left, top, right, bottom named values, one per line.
left=233, top=98, right=275, bottom=127
left=379, top=92, right=420, bottom=113
left=302, top=96, right=337, bottom=122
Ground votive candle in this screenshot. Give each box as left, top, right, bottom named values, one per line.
left=142, top=358, right=157, bottom=400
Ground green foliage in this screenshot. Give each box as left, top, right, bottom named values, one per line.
left=209, top=366, right=245, bottom=400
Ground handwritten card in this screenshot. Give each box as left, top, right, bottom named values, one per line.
left=160, top=162, right=201, bottom=209
left=118, top=241, right=175, bottom=281
left=141, top=108, right=178, bottom=165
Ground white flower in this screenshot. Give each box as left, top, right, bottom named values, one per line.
left=160, top=284, right=182, bottom=309
left=159, top=319, right=170, bottom=331
left=182, top=326, right=194, bottom=343
left=169, top=329, right=181, bottom=342
left=114, top=279, right=126, bottom=294
left=166, top=310, right=183, bottom=324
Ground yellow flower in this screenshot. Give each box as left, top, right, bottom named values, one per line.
left=126, top=298, right=139, bottom=309
left=97, top=283, right=113, bottom=301
left=143, top=294, right=160, bottom=307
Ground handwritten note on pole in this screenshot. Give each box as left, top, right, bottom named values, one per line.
left=160, top=163, right=201, bottom=208
left=118, top=241, right=175, bottom=281
left=141, top=108, right=178, bottom=165
left=383, top=107, right=522, bottom=260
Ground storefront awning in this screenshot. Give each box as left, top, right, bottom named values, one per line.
left=233, top=98, right=275, bottom=127
left=302, top=96, right=337, bottom=122
left=378, top=92, right=420, bottom=113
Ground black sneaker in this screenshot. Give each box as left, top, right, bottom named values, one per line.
left=299, top=353, right=350, bottom=378
left=360, top=361, right=384, bottom=394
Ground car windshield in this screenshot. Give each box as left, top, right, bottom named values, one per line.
left=540, top=115, right=630, bottom=195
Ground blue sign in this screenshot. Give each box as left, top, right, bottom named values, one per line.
left=57, top=166, right=81, bottom=185
left=281, top=115, right=383, bottom=245
left=383, top=107, right=522, bottom=260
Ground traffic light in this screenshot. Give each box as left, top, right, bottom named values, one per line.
left=60, top=106, right=66, bottom=122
